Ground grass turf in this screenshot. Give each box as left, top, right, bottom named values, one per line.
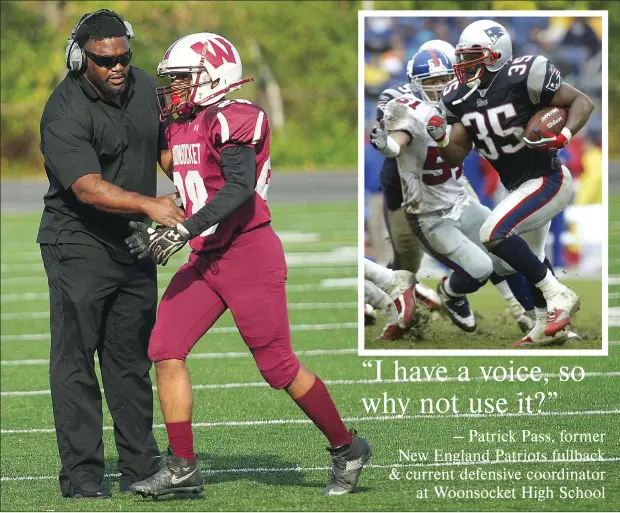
left=1, top=201, right=616, bottom=511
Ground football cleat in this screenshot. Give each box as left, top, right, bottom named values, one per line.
left=414, top=282, right=442, bottom=310
left=436, top=277, right=476, bottom=332
left=322, top=430, right=372, bottom=496
left=543, top=285, right=580, bottom=336
left=506, top=298, right=536, bottom=333
left=129, top=455, right=204, bottom=498
left=377, top=322, right=406, bottom=341
left=385, top=270, right=417, bottom=329
left=513, top=328, right=569, bottom=347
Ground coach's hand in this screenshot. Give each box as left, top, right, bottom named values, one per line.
left=143, top=192, right=185, bottom=227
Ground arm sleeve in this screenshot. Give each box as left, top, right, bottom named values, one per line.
left=526, top=56, right=562, bottom=106
left=40, top=119, right=100, bottom=190
left=182, top=145, right=256, bottom=237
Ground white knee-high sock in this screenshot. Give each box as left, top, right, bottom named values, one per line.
left=364, top=258, right=394, bottom=291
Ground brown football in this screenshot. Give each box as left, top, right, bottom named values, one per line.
left=524, top=106, right=568, bottom=142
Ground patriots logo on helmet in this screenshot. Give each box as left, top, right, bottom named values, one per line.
left=484, top=26, right=507, bottom=45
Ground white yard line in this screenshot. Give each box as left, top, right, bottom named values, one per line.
left=1, top=348, right=357, bottom=367
left=609, top=307, right=620, bottom=327
left=2, top=456, right=619, bottom=482
left=0, top=302, right=357, bottom=321
left=2, top=409, right=620, bottom=435
left=0, top=279, right=356, bottom=302
left=0, top=322, right=357, bottom=342
left=609, top=276, right=620, bottom=285
left=0, top=267, right=356, bottom=284
left=3, top=371, right=620, bottom=396
left=1, top=247, right=357, bottom=274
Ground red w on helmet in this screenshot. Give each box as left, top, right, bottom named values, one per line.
left=156, top=33, right=254, bottom=121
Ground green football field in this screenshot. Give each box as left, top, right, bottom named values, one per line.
left=366, top=278, right=602, bottom=350
left=1, top=201, right=617, bottom=512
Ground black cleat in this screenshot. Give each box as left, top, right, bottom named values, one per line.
left=437, top=277, right=476, bottom=332
left=322, top=430, right=371, bottom=496
left=129, top=455, right=204, bottom=498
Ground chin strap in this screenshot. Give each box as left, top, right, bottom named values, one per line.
left=453, top=79, right=480, bottom=105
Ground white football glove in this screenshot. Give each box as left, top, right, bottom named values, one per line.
left=370, top=119, right=389, bottom=151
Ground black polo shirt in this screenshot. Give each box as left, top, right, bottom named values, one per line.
left=37, top=66, right=166, bottom=263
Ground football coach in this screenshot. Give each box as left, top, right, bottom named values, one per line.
left=37, top=9, right=184, bottom=498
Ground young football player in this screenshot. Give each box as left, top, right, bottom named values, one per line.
left=125, top=33, right=370, bottom=498
left=427, top=20, right=595, bottom=346
left=372, top=46, right=535, bottom=334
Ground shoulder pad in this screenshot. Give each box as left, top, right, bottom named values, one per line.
left=207, top=100, right=267, bottom=147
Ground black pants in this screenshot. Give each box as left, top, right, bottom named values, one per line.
left=40, top=243, right=160, bottom=493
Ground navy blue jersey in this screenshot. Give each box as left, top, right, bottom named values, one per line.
left=441, top=55, right=563, bottom=190
left=376, top=82, right=410, bottom=210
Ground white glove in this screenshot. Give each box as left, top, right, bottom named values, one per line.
left=370, top=119, right=389, bottom=151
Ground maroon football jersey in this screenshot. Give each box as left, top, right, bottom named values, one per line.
left=166, top=99, right=272, bottom=252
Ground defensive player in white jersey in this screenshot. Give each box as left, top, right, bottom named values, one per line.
left=371, top=47, right=533, bottom=334
left=427, top=20, right=594, bottom=346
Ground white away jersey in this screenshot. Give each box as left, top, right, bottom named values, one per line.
left=383, top=94, right=465, bottom=214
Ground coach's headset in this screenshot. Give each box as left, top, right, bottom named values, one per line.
left=65, top=9, right=134, bottom=74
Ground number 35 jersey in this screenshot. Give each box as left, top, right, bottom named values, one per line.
left=383, top=94, right=465, bottom=214
left=166, top=99, right=272, bottom=253
left=442, top=55, right=563, bottom=191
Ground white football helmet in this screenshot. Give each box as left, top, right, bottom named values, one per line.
left=419, top=39, right=456, bottom=65
left=156, top=33, right=253, bottom=120
left=454, top=20, right=512, bottom=86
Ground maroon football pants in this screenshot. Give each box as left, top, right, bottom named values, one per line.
left=149, top=224, right=300, bottom=389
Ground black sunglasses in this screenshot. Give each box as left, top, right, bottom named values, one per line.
left=85, top=49, right=132, bottom=69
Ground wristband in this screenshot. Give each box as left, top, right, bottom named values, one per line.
left=560, top=127, right=572, bottom=143
left=435, top=125, right=452, bottom=148
left=380, top=136, right=401, bottom=158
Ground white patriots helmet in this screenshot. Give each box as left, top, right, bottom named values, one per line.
left=419, top=39, right=456, bottom=65
left=454, top=20, right=513, bottom=87
left=156, top=33, right=253, bottom=120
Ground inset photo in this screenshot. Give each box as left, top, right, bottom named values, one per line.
left=360, top=11, right=606, bottom=354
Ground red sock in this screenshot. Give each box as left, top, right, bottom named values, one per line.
left=166, top=421, right=195, bottom=461
left=294, top=377, right=352, bottom=448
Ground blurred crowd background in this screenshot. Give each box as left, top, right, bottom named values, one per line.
left=364, top=16, right=604, bottom=276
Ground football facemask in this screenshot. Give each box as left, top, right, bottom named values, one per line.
left=453, top=47, right=499, bottom=85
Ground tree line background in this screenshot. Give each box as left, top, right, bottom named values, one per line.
left=0, top=0, right=616, bottom=178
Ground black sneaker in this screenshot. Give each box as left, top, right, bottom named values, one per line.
left=437, top=277, right=476, bottom=332
left=322, top=430, right=371, bottom=496
left=62, top=481, right=111, bottom=499
left=129, top=455, right=204, bottom=498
